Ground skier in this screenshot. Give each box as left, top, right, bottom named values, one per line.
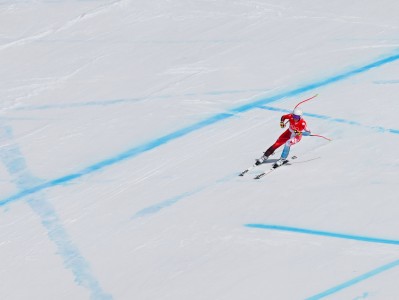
left=255, top=108, right=311, bottom=167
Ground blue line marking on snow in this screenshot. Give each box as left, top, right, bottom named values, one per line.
left=259, top=106, right=399, bottom=135
left=0, top=120, right=113, bottom=300
left=373, top=79, right=399, bottom=84
left=132, top=174, right=234, bottom=219
left=1, top=52, right=399, bottom=206
left=0, top=112, right=235, bottom=207
left=246, top=224, right=399, bottom=298
left=353, top=292, right=369, bottom=300
left=132, top=190, right=201, bottom=219
left=306, top=259, right=399, bottom=300
left=244, top=224, right=399, bottom=245
left=13, top=88, right=270, bottom=111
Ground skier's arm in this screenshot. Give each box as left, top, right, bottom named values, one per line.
left=301, top=123, right=311, bottom=136
left=280, top=114, right=291, bottom=122
left=280, top=114, right=291, bottom=128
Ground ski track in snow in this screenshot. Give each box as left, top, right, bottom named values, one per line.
left=0, top=0, right=122, bottom=52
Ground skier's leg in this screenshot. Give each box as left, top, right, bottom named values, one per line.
left=281, top=144, right=290, bottom=159
left=275, top=134, right=296, bottom=166
left=274, top=144, right=290, bottom=167
left=275, top=132, right=304, bottom=165
left=256, top=130, right=291, bottom=165
left=264, top=130, right=291, bottom=156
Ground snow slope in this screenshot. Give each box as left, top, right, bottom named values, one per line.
left=1, top=1, right=399, bottom=299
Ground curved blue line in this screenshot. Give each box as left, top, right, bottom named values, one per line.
left=1, top=52, right=399, bottom=206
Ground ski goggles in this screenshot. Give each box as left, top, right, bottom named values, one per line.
left=293, top=114, right=301, bottom=121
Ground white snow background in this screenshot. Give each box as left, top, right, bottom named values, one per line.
left=1, top=1, right=399, bottom=299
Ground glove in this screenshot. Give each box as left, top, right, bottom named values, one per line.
left=280, top=121, right=285, bottom=128
left=294, top=130, right=302, bottom=136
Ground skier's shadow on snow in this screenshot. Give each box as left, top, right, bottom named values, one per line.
left=262, top=159, right=280, bottom=164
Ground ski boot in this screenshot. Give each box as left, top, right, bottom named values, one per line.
left=255, top=154, right=269, bottom=165
left=273, top=158, right=289, bottom=168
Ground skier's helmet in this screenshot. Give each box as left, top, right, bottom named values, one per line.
left=292, top=108, right=303, bottom=120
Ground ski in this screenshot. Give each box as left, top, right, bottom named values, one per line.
left=254, top=156, right=297, bottom=180
left=239, top=154, right=275, bottom=176
left=239, top=164, right=257, bottom=176
left=239, top=159, right=270, bottom=176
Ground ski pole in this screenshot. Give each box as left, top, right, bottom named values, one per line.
left=310, top=134, right=332, bottom=141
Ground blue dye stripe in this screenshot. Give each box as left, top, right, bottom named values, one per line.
left=0, top=120, right=112, bottom=299
left=306, top=259, right=399, bottom=299
left=244, top=224, right=399, bottom=245
left=14, top=88, right=271, bottom=111
left=1, top=52, right=399, bottom=207
left=374, top=80, right=399, bottom=84
left=0, top=112, right=234, bottom=207
left=131, top=174, right=234, bottom=219
left=246, top=224, right=399, bottom=298
left=132, top=190, right=203, bottom=219
left=260, top=106, right=399, bottom=134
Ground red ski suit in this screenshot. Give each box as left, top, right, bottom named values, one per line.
left=264, top=114, right=310, bottom=157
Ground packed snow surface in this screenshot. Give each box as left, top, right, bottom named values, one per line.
left=1, top=1, right=399, bottom=299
